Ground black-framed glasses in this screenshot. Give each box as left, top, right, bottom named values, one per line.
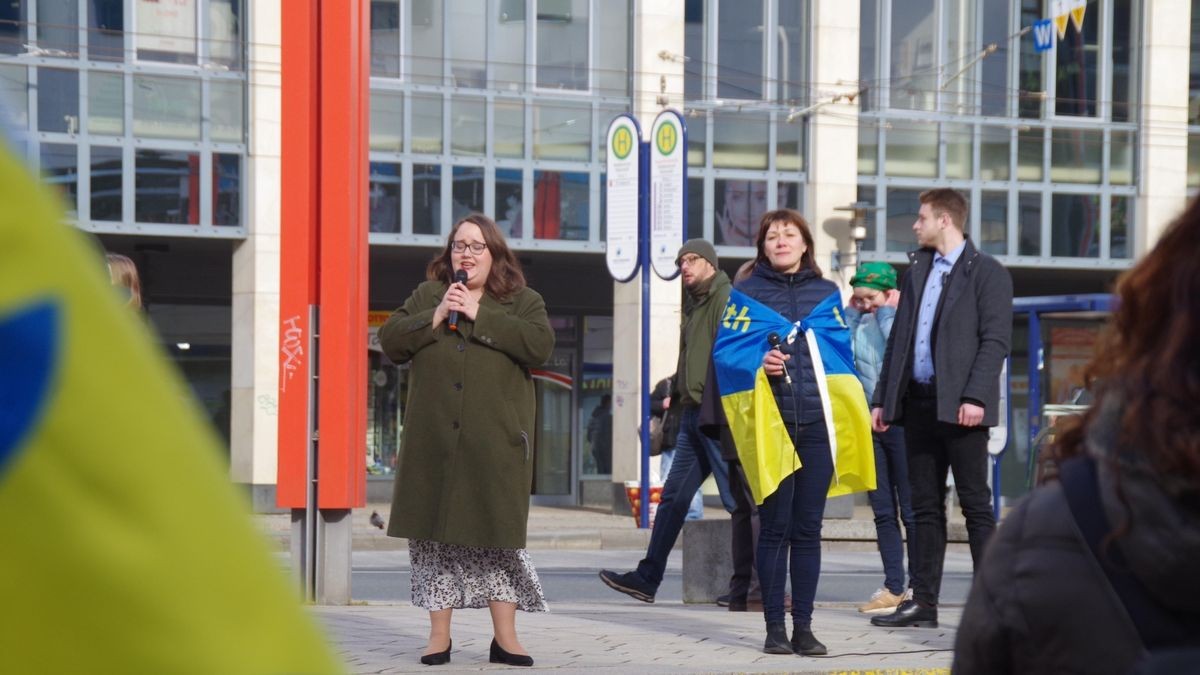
left=450, top=241, right=488, bottom=254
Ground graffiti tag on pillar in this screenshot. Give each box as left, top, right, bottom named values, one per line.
left=281, top=315, right=304, bottom=393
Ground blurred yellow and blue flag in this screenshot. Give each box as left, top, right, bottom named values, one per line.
left=0, top=137, right=343, bottom=670
left=713, top=289, right=875, bottom=504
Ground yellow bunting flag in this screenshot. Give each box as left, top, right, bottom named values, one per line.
left=1070, top=1, right=1087, bottom=33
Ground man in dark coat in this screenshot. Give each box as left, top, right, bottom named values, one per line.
left=869, top=189, right=1012, bottom=629
left=598, top=239, right=738, bottom=603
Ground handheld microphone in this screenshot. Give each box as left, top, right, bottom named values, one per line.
left=448, top=269, right=468, bottom=331
left=767, top=332, right=792, bottom=385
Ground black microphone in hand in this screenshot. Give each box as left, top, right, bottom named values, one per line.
left=767, top=332, right=792, bottom=385
left=448, top=269, right=468, bottom=332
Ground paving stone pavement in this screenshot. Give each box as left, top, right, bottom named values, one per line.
left=311, top=600, right=958, bottom=674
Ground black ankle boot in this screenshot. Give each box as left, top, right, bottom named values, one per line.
left=792, top=627, right=827, bottom=656
left=489, top=638, right=534, bottom=667
left=763, top=622, right=794, bottom=654
left=419, top=638, right=451, bottom=665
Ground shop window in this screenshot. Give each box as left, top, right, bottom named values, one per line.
left=369, top=162, right=401, bottom=233
left=450, top=166, right=484, bottom=223
left=135, top=150, right=200, bottom=225
left=412, top=163, right=441, bottom=235
left=533, top=170, right=589, bottom=241
left=495, top=167, right=523, bottom=238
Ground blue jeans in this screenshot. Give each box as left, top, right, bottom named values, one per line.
left=659, top=448, right=704, bottom=520
left=866, top=425, right=915, bottom=596
left=635, top=407, right=736, bottom=587
left=756, top=421, right=832, bottom=626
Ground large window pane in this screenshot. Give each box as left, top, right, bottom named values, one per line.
left=495, top=167, right=523, bottom=237
left=133, top=76, right=201, bottom=140
left=713, top=111, right=768, bottom=169
left=777, top=0, right=804, bottom=103
left=1189, top=134, right=1200, bottom=188
left=411, top=94, right=443, bottom=154
left=687, top=111, right=706, bottom=167
left=1111, top=0, right=1134, bottom=121
left=1050, top=128, right=1102, bottom=184
left=41, top=143, right=77, bottom=216
left=1110, top=195, right=1131, bottom=259
left=89, top=72, right=124, bottom=135
left=370, top=89, right=403, bottom=152
left=1051, top=193, right=1100, bottom=257
left=214, top=153, right=240, bottom=226
left=980, top=126, right=1009, bottom=181
left=413, top=163, right=441, bottom=234
left=980, top=191, right=1007, bottom=255
left=533, top=103, right=590, bottom=161
left=776, top=118, right=803, bottom=172
left=369, top=162, right=401, bottom=233
left=980, top=0, right=1009, bottom=116
left=684, top=0, right=704, bottom=99
left=778, top=181, right=800, bottom=211
left=687, top=177, right=703, bottom=240
left=494, top=0, right=525, bottom=89
left=595, top=0, right=629, bottom=96
left=89, top=0, right=124, bottom=61
left=533, top=170, right=589, bottom=240
left=889, top=0, right=935, bottom=111
left=136, top=0, right=198, bottom=63
left=1110, top=130, right=1134, bottom=185
left=1018, top=0, right=1043, bottom=118
left=885, top=121, right=937, bottom=178
left=38, top=68, right=79, bottom=133
left=858, top=125, right=878, bottom=175
left=537, top=0, right=589, bottom=90
left=448, top=0, right=485, bottom=88
left=941, top=0, right=976, bottom=114
left=208, top=0, right=242, bottom=69
left=0, top=65, right=29, bottom=128
left=91, top=146, right=123, bottom=221
left=714, top=179, right=768, bottom=246
left=450, top=97, right=485, bottom=157
left=944, top=123, right=972, bottom=179
left=1018, top=191, right=1040, bottom=255
left=494, top=100, right=524, bottom=158
left=450, top=166, right=484, bottom=222
left=408, top=0, right=443, bottom=84
left=885, top=188, right=920, bottom=252
left=211, top=80, right=244, bottom=143
left=0, top=1, right=26, bottom=55
left=859, top=0, right=877, bottom=111
left=857, top=185, right=876, bottom=252
left=1055, top=4, right=1098, bottom=117
left=1017, top=127, right=1043, bottom=181
left=135, top=150, right=200, bottom=224
left=717, top=0, right=763, bottom=99
left=37, top=0, right=78, bottom=56
left=370, top=0, right=401, bottom=77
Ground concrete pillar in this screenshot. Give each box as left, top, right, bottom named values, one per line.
left=609, top=0, right=686, bottom=514
left=1137, top=0, right=1191, bottom=254
left=231, top=0, right=283, bottom=512
left=808, top=0, right=862, bottom=295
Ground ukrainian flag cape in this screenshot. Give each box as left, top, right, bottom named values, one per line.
left=713, top=289, right=875, bottom=504
left=0, top=141, right=342, bottom=670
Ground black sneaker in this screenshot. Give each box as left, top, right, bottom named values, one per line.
left=716, top=593, right=732, bottom=607
left=598, top=569, right=656, bottom=603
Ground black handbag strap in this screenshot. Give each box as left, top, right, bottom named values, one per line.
left=1059, top=457, right=1200, bottom=648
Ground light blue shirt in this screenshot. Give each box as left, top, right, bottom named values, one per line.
left=912, top=240, right=966, bottom=383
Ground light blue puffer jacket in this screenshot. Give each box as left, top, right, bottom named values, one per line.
left=844, top=305, right=896, bottom=404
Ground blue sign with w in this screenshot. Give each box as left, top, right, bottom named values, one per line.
left=1032, top=19, right=1054, bottom=53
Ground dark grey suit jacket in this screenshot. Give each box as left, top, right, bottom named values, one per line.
left=873, top=238, right=1013, bottom=427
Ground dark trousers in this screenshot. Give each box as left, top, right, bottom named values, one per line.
left=866, top=425, right=916, bottom=596
left=636, top=407, right=735, bottom=587
left=903, top=394, right=995, bottom=606
left=727, top=461, right=761, bottom=602
left=756, top=421, right=832, bottom=626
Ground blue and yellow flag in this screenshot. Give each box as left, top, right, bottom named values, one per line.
left=0, top=140, right=342, bottom=670
left=713, top=289, right=875, bottom=504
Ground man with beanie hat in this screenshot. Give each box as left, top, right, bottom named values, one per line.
left=845, top=262, right=916, bottom=615
left=599, top=239, right=738, bottom=603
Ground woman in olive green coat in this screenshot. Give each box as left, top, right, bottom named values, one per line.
left=379, top=214, right=554, bottom=667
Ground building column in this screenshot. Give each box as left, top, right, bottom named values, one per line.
left=807, top=0, right=861, bottom=294
left=230, top=0, right=283, bottom=512
left=1138, top=0, right=1191, bottom=253
left=609, top=0, right=686, bottom=514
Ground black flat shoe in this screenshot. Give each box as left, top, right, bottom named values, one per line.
left=870, top=599, right=939, bottom=628
left=419, top=639, right=451, bottom=666
left=490, top=638, right=534, bottom=667
left=763, top=622, right=793, bottom=655
left=792, top=628, right=827, bottom=656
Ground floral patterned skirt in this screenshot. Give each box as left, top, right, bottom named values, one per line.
left=408, top=539, right=549, bottom=613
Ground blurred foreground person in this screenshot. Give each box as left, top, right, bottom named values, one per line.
left=953, top=197, right=1200, bottom=673
left=379, top=214, right=554, bottom=667
left=106, top=253, right=142, bottom=309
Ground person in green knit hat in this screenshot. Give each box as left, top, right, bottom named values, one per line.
left=844, top=261, right=916, bottom=615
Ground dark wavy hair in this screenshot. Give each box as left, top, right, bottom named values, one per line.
left=427, top=213, right=526, bottom=301
left=1050, top=195, right=1200, bottom=503
left=753, top=208, right=821, bottom=276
